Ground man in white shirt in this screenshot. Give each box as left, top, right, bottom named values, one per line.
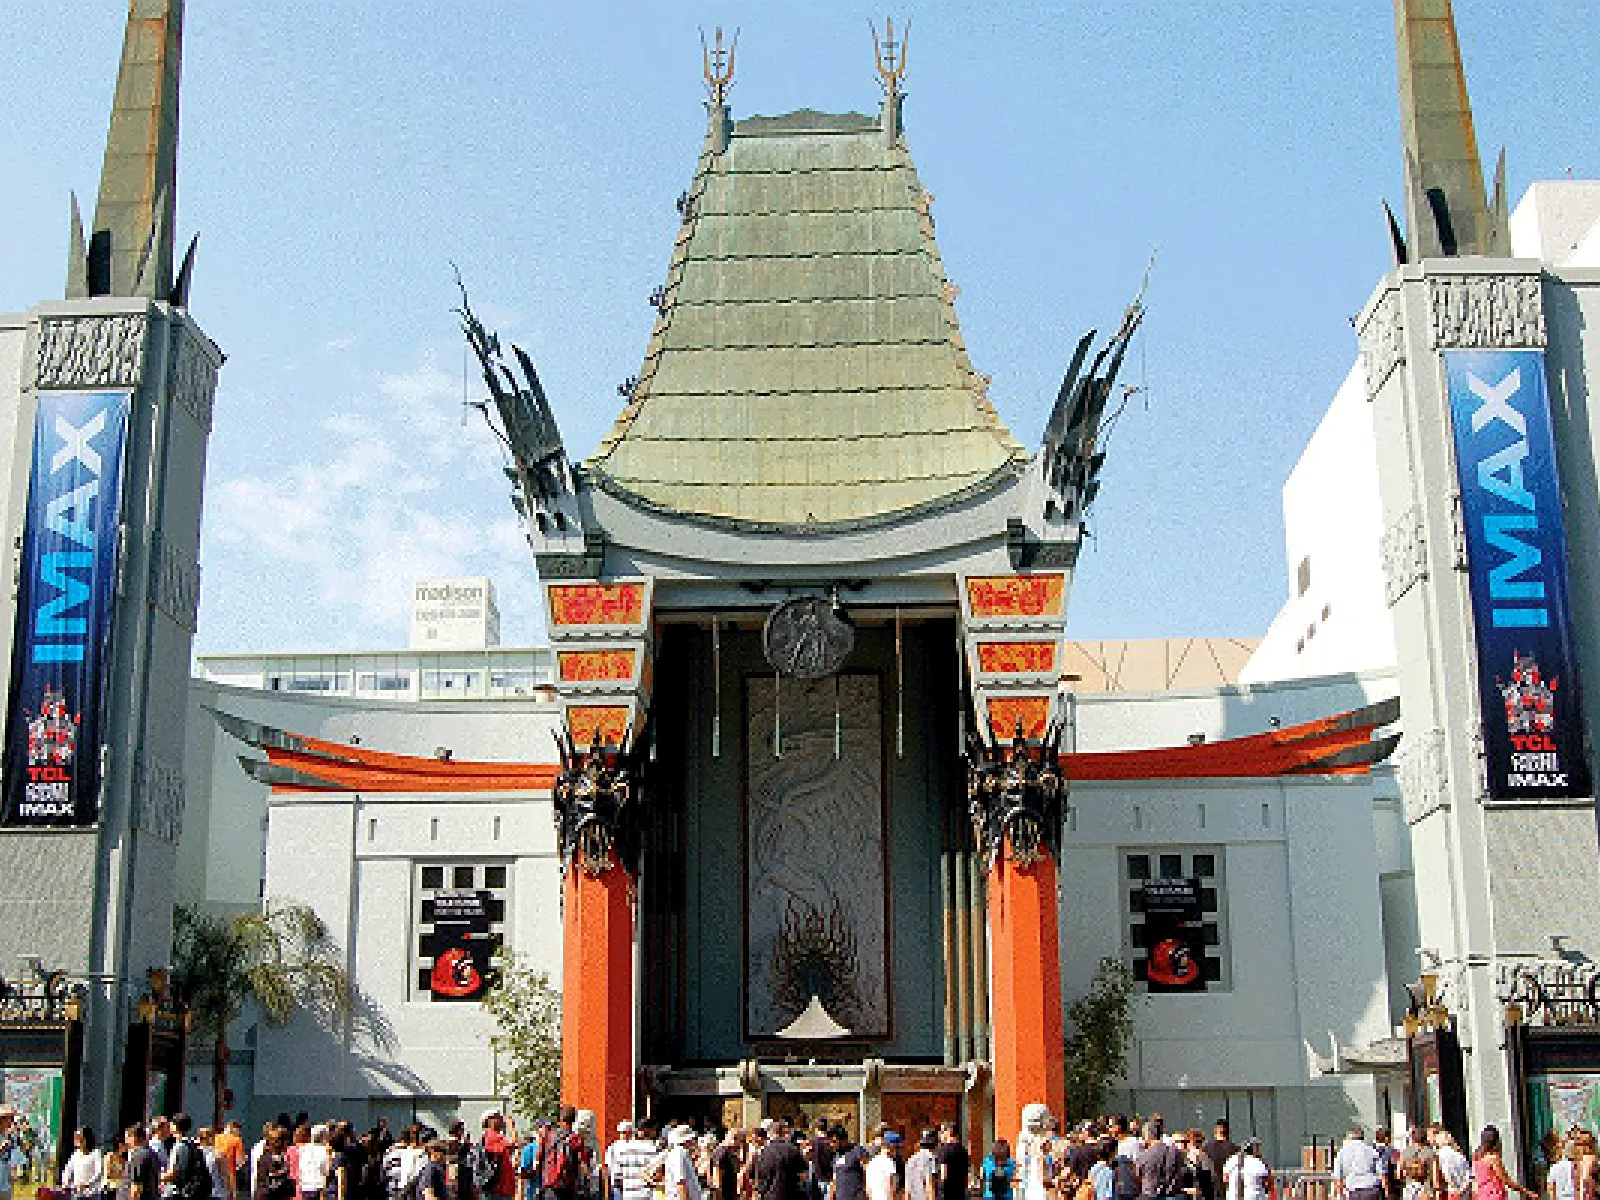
left=1429, top=1128, right=1471, bottom=1200
left=865, top=1134, right=902, bottom=1200
left=606, top=1121, right=659, bottom=1200
left=1332, top=1129, right=1384, bottom=1200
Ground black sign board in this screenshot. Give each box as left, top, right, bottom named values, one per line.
left=1140, top=878, right=1205, bottom=993
left=423, top=890, right=496, bottom=1001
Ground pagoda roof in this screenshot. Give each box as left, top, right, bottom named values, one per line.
left=586, top=106, right=1026, bottom=530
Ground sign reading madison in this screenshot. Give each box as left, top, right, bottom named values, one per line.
left=1446, top=350, right=1591, bottom=800
left=2, top=390, right=130, bottom=827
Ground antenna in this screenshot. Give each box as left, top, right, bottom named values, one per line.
left=871, top=17, right=910, bottom=94
left=701, top=26, right=738, bottom=107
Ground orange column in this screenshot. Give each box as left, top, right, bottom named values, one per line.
left=561, top=862, right=635, bottom=1136
left=987, top=848, right=1065, bottom=1144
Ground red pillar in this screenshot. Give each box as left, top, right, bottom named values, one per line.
left=988, top=849, right=1065, bottom=1143
left=561, top=863, right=634, bottom=1136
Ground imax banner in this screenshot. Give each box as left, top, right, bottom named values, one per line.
left=1446, top=350, right=1591, bottom=800
left=2, top=390, right=131, bottom=827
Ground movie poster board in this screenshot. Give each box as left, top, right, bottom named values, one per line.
left=423, top=890, right=497, bottom=1002
left=2, top=390, right=132, bottom=827
left=1444, top=351, right=1591, bottom=799
left=1140, top=877, right=1206, bottom=993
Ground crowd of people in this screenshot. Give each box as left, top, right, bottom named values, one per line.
left=28, top=1105, right=1586, bottom=1200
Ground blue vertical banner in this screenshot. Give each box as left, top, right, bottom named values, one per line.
left=3, top=390, right=131, bottom=827
left=1446, top=350, right=1592, bottom=800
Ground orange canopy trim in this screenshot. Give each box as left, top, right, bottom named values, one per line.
left=211, top=696, right=1398, bottom=794
left=209, top=708, right=557, bottom=794
left=1060, top=697, right=1400, bottom=780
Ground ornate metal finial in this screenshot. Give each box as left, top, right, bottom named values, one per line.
left=965, top=716, right=1067, bottom=871
left=552, top=727, right=641, bottom=876
left=871, top=17, right=910, bottom=94
left=701, top=26, right=738, bottom=107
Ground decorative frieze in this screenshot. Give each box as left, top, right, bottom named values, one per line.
left=167, top=325, right=218, bottom=432
left=34, top=315, right=148, bottom=390
left=1359, top=290, right=1405, bottom=398
left=150, top=529, right=200, bottom=633
left=1381, top=504, right=1428, bottom=605
left=135, top=753, right=186, bottom=844
left=1429, top=274, right=1546, bottom=350
left=1400, top=726, right=1449, bottom=823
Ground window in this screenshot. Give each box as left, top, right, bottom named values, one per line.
left=358, top=673, right=411, bottom=692
left=414, top=861, right=512, bottom=1002
left=1297, top=556, right=1311, bottom=596
left=1122, top=848, right=1229, bottom=992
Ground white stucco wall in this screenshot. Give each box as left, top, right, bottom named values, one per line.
left=1241, top=365, right=1395, bottom=685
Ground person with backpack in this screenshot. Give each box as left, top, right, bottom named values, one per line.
left=519, top=1124, right=552, bottom=1200
left=541, top=1111, right=589, bottom=1200
left=474, top=1114, right=518, bottom=1200
left=165, top=1118, right=213, bottom=1200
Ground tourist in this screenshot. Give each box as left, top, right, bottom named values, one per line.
left=1220, top=1141, right=1273, bottom=1200
left=1548, top=1139, right=1584, bottom=1200
left=828, top=1128, right=867, bottom=1200
left=662, top=1127, right=702, bottom=1200
left=216, top=1127, right=245, bottom=1195
left=1399, top=1129, right=1436, bottom=1199
left=809, top=1122, right=835, bottom=1200
left=298, top=1127, right=331, bottom=1200
left=1332, top=1128, right=1384, bottom=1200
left=123, top=1126, right=165, bottom=1200
left=480, top=1114, right=518, bottom=1200
left=105, top=1142, right=128, bottom=1200
left=1400, top=1159, right=1430, bottom=1200
left=541, top=1108, right=589, bottom=1200
left=1428, top=1130, right=1469, bottom=1200
left=1472, top=1127, right=1535, bottom=1200
left=610, top=1120, right=659, bottom=1200
left=904, top=1133, right=936, bottom=1200
left=1375, top=1131, right=1399, bottom=1200
left=255, top=1129, right=292, bottom=1200
left=64, top=1128, right=106, bottom=1199
left=864, top=1133, right=901, bottom=1200
left=754, top=1120, right=806, bottom=1200
left=419, top=1144, right=452, bottom=1200
left=1088, top=1142, right=1112, bottom=1200
left=982, top=1141, right=1016, bottom=1200
left=713, top=1131, right=746, bottom=1200
left=1133, top=1121, right=1183, bottom=1200
left=1202, top=1126, right=1234, bottom=1200
left=1179, top=1132, right=1212, bottom=1200
left=200, top=1129, right=235, bottom=1200
left=934, top=1124, right=968, bottom=1200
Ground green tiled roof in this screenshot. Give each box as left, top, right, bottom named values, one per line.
left=588, top=108, right=1026, bottom=528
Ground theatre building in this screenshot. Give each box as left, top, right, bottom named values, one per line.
left=9, top=0, right=1600, bottom=1177
left=187, top=23, right=1404, bottom=1161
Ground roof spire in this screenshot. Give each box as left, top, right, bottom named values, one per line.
left=701, top=26, right=737, bottom=154
left=81, top=0, right=184, bottom=300
left=1390, top=0, right=1507, bottom=260
left=872, top=17, right=909, bottom=144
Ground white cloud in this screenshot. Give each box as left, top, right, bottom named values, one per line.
left=202, top=344, right=544, bottom=650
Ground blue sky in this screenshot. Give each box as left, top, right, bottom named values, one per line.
left=5, top=2, right=1599, bottom=654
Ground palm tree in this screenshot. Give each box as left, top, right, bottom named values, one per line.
left=172, top=902, right=352, bottom=1126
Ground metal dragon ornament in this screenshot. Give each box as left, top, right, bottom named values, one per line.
left=965, top=718, right=1067, bottom=870
left=553, top=727, right=640, bottom=876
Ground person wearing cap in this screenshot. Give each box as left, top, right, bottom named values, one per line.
left=865, top=1135, right=901, bottom=1200
left=662, top=1127, right=702, bottom=1200
left=606, top=1120, right=656, bottom=1200
left=903, top=1133, right=936, bottom=1200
